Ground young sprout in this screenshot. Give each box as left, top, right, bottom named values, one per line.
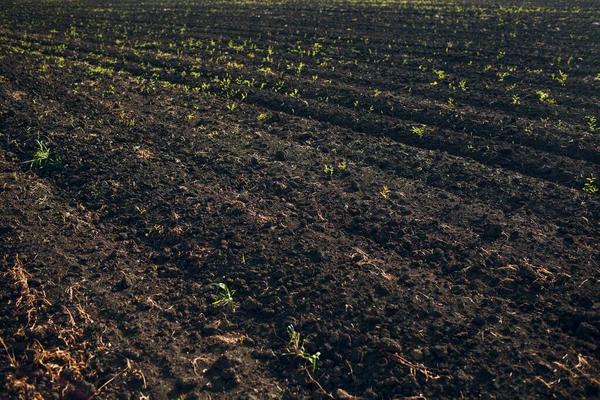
left=23, top=140, right=61, bottom=171
left=551, top=70, right=568, bottom=86
left=324, top=165, right=334, bottom=175
left=432, top=69, right=446, bottom=79
left=536, top=90, right=555, bottom=104
left=583, top=176, right=598, bottom=194
left=411, top=126, right=426, bottom=136
left=380, top=186, right=391, bottom=200
left=209, top=283, right=236, bottom=312
left=586, top=116, right=597, bottom=132
left=286, top=325, right=320, bottom=371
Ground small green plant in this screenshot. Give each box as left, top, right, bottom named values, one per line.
left=209, top=283, right=236, bottom=311
left=511, top=94, right=520, bottom=105
left=432, top=69, right=446, bottom=80
left=380, top=185, right=391, bottom=200
left=536, top=90, right=555, bottom=104
left=411, top=126, right=425, bottom=136
left=586, top=116, right=597, bottom=132
left=583, top=176, right=598, bottom=194
left=337, top=161, right=347, bottom=170
left=23, top=140, right=61, bottom=171
left=286, top=325, right=320, bottom=371
left=459, top=80, right=467, bottom=91
left=551, top=70, right=568, bottom=86
left=324, top=165, right=334, bottom=175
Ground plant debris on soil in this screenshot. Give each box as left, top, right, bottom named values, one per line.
left=1, top=0, right=600, bottom=399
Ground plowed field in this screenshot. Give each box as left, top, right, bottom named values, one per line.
left=1, top=0, right=599, bottom=399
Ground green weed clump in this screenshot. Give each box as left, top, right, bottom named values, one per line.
left=23, top=140, right=61, bottom=172
left=209, top=283, right=236, bottom=311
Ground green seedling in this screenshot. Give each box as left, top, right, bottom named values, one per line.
left=432, top=69, right=446, bottom=79
left=586, top=116, right=597, bottom=132
left=23, top=140, right=61, bottom=171
left=497, top=72, right=510, bottom=82
left=551, top=70, right=568, bottom=86
left=380, top=185, right=391, bottom=200
left=536, top=90, right=555, bottom=104
left=412, top=126, right=425, bottom=136
left=583, top=176, right=598, bottom=194
left=324, top=165, right=334, bottom=175
left=209, top=283, right=236, bottom=311
left=286, top=325, right=320, bottom=371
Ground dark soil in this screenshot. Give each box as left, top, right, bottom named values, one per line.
left=1, top=0, right=600, bottom=399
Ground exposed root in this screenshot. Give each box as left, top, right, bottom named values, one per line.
left=554, top=354, right=600, bottom=386
left=388, top=353, right=442, bottom=381
left=93, top=358, right=141, bottom=397
left=535, top=376, right=559, bottom=389
left=0, top=254, right=106, bottom=399
left=303, top=366, right=334, bottom=399
left=0, top=335, right=19, bottom=368
left=5, top=375, right=45, bottom=400
left=1, top=254, right=51, bottom=328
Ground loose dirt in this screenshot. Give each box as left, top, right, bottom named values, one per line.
left=1, top=0, right=599, bottom=399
